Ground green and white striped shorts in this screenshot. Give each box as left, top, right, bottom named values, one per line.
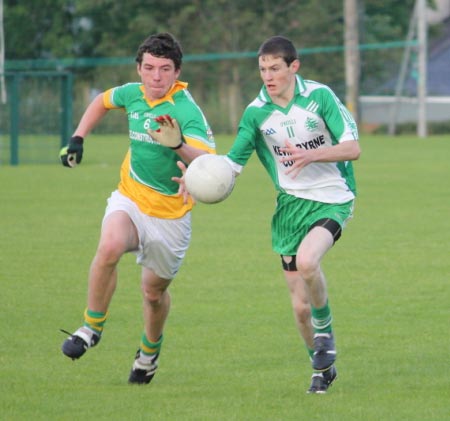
left=271, top=192, right=354, bottom=255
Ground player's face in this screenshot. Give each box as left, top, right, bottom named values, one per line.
left=137, top=53, right=181, bottom=101
left=259, top=55, right=300, bottom=105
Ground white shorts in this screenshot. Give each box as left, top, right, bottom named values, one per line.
left=103, top=190, right=191, bottom=279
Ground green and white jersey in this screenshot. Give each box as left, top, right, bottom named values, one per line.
left=226, top=75, right=358, bottom=204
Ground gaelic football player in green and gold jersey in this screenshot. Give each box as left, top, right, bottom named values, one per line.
left=60, top=33, right=215, bottom=385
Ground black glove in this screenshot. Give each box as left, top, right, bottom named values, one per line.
left=60, top=136, right=84, bottom=167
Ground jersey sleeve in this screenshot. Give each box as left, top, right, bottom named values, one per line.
left=173, top=91, right=216, bottom=153
left=179, top=113, right=216, bottom=153
left=319, top=88, right=359, bottom=143
left=102, top=83, right=138, bottom=110
left=226, top=107, right=259, bottom=173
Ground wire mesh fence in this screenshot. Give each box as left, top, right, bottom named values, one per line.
left=1, top=41, right=449, bottom=165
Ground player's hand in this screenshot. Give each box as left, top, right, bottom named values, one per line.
left=60, top=136, right=84, bottom=167
left=172, top=161, right=193, bottom=204
left=148, top=115, right=183, bottom=149
left=279, top=139, right=313, bottom=178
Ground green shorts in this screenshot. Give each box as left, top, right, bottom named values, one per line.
left=271, top=192, right=354, bottom=255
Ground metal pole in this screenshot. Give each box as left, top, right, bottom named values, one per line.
left=417, top=0, right=427, bottom=137
left=0, top=0, right=6, bottom=104
left=388, top=1, right=418, bottom=135
left=344, top=0, right=360, bottom=124
left=10, top=74, right=19, bottom=165
left=60, top=72, right=73, bottom=147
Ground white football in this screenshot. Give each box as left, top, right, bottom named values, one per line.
left=185, top=154, right=235, bottom=204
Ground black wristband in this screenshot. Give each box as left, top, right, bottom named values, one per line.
left=70, top=136, right=84, bottom=145
left=170, top=142, right=183, bottom=150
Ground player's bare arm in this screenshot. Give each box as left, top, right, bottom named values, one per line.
left=73, top=94, right=109, bottom=137
left=60, top=94, right=110, bottom=167
left=280, top=139, right=361, bottom=178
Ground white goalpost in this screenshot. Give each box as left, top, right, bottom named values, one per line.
left=0, top=0, right=6, bottom=104
left=416, top=0, right=428, bottom=137
left=360, top=0, right=435, bottom=136
left=388, top=0, right=428, bottom=137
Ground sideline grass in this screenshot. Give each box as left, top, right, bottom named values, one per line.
left=1, top=134, right=449, bottom=420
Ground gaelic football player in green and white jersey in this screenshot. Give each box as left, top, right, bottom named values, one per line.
left=224, top=35, right=361, bottom=394
left=167, top=35, right=361, bottom=393
left=60, top=33, right=215, bottom=385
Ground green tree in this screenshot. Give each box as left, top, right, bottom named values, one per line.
left=4, top=0, right=434, bottom=131
left=5, top=0, right=75, bottom=59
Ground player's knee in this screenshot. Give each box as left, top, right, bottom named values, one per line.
left=141, top=283, right=166, bottom=306
left=142, top=288, right=162, bottom=305
left=296, top=254, right=320, bottom=281
left=94, top=243, right=122, bottom=267
left=281, top=253, right=319, bottom=279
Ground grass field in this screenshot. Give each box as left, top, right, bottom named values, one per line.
left=1, top=134, right=449, bottom=420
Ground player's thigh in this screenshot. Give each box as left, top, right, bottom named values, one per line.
left=297, top=226, right=334, bottom=267
left=100, top=190, right=141, bottom=252
left=137, top=213, right=192, bottom=280
left=99, top=210, right=139, bottom=254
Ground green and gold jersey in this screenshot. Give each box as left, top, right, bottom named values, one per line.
left=226, top=75, right=358, bottom=204
left=103, top=80, right=215, bottom=218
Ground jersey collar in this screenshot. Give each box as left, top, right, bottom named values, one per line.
left=140, top=80, right=188, bottom=107
left=258, top=74, right=306, bottom=104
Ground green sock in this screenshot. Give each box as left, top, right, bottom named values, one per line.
left=311, top=301, right=333, bottom=334
left=83, top=308, right=108, bottom=335
left=140, top=333, right=163, bottom=356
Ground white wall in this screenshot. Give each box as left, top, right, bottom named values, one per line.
left=427, top=0, right=450, bottom=24
left=360, top=96, right=450, bottom=124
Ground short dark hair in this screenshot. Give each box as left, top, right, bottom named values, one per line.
left=258, top=36, right=299, bottom=66
left=135, top=32, right=183, bottom=70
